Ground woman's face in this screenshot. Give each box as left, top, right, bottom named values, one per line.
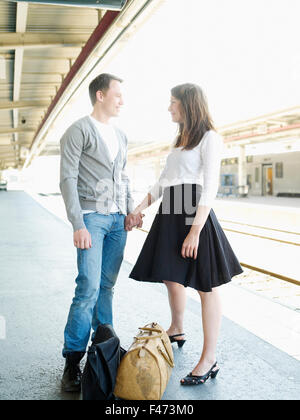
left=168, top=96, right=184, bottom=123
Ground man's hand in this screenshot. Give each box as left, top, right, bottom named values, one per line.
left=124, top=212, right=145, bottom=231
left=74, top=228, right=92, bottom=249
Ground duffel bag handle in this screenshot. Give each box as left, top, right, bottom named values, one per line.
left=139, top=327, right=162, bottom=333
left=134, top=333, right=163, bottom=341
left=134, top=326, right=163, bottom=340
left=133, top=337, right=175, bottom=368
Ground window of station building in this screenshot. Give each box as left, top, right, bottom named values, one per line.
left=222, top=158, right=238, bottom=165
left=255, top=167, right=260, bottom=183
left=247, top=156, right=253, bottom=163
left=222, top=174, right=234, bottom=186
left=275, top=162, right=283, bottom=178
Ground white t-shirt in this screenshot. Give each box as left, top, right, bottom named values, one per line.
left=82, top=115, right=120, bottom=214
left=148, top=130, right=224, bottom=208
left=89, top=115, right=120, bottom=163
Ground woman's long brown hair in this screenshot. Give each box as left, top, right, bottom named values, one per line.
left=171, top=83, right=215, bottom=150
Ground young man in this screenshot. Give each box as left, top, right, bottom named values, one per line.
left=59, top=73, right=143, bottom=392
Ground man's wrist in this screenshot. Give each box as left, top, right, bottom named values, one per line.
left=72, top=220, right=86, bottom=232
left=74, top=227, right=87, bottom=234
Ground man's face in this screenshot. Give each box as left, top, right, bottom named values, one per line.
left=99, top=80, right=124, bottom=118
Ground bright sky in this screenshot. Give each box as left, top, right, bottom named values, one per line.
left=103, top=0, right=300, bottom=143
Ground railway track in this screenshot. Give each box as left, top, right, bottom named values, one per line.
left=219, top=220, right=300, bottom=285
left=219, top=219, right=300, bottom=247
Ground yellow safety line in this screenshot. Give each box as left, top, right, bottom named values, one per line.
left=222, top=228, right=300, bottom=246
left=240, top=263, right=300, bottom=287
left=219, top=219, right=300, bottom=236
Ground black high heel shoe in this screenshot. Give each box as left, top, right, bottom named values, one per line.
left=180, top=362, right=219, bottom=385
left=168, top=333, right=186, bottom=348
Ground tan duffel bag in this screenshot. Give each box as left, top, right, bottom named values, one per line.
left=114, top=322, right=174, bottom=400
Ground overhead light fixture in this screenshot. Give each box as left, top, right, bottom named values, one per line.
left=3, top=0, right=127, bottom=10
left=0, top=56, right=6, bottom=80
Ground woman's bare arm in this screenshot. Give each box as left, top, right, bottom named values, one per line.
left=132, top=193, right=155, bottom=215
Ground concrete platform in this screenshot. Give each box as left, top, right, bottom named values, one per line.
left=0, top=191, right=299, bottom=400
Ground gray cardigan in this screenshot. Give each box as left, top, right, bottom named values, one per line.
left=59, top=116, right=135, bottom=232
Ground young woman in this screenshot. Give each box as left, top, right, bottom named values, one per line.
left=128, top=83, right=243, bottom=386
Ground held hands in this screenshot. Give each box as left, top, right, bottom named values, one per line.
left=124, top=212, right=145, bottom=232
left=74, top=228, right=92, bottom=249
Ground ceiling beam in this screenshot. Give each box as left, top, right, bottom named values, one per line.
left=16, top=3, right=28, bottom=33
left=0, top=149, right=19, bottom=154
left=0, top=153, right=18, bottom=157
left=0, top=128, right=36, bottom=135
left=10, top=141, right=31, bottom=146
left=0, top=100, right=50, bottom=110
left=23, top=56, right=77, bottom=61
left=4, top=0, right=127, bottom=10
left=22, top=71, right=68, bottom=75
left=0, top=82, right=61, bottom=86
left=0, top=33, right=89, bottom=50
left=0, top=57, right=77, bottom=73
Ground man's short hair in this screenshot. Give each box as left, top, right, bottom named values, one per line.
left=89, top=73, right=123, bottom=106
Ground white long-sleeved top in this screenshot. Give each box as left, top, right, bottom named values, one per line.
left=148, top=130, right=224, bottom=208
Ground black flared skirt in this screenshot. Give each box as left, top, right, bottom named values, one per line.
left=129, top=184, right=243, bottom=292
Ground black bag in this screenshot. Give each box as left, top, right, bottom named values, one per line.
left=81, top=324, right=126, bottom=400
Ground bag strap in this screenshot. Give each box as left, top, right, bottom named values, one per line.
left=156, top=346, right=175, bottom=368
left=160, top=338, right=175, bottom=368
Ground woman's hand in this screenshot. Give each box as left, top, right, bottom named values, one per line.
left=181, top=230, right=200, bottom=260
left=124, top=212, right=145, bottom=231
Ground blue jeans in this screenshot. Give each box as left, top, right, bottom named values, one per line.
left=63, top=212, right=127, bottom=357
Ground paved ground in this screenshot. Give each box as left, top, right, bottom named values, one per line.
left=0, top=191, right=299, bottom=400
